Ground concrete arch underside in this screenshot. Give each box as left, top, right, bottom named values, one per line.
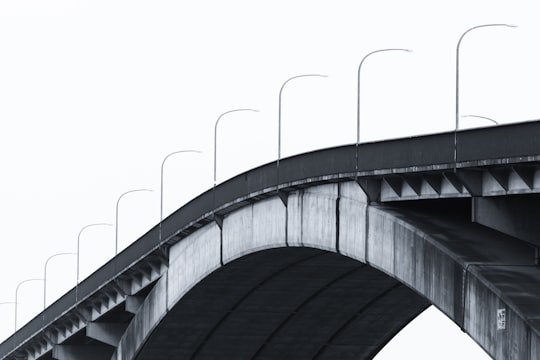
left=112, top=181, right=540, bottom=360
left=136, top=248, right=429, bottom=359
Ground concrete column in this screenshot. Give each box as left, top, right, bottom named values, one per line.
left=338, top=181, right=368, bottom=262
left=287, top=183, right=338, bottom=251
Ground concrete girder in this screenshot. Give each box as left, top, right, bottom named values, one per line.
left=113, top=255, right=169, bottom=297
left=125, top=295, right=144, bottom=314
left=488, top=168, right=510, bottom=191
left=512, top=164, right=536, bottom=189
left=53, top=315, right=86, bottom=345
left=401, top=174, right=423, bottom=196
left=86, top=322, right=126, bottom=347
left=368, top=165, right=540, bottom=202
left=356, top=178, right=381, bottom=203
left=455, top=169, right=483, bottom=196
left=422, top=173, right=442, bottom=195
left=52, top=344, right=113, bottom=360
left=442, top=171, right=465, bottom=194
left=382, top=176, right=402, bottom=197
left=472, top=195, right=540, bottom=248
left=379, top=172, right=470, bottom=201
left=277, top=189, right=289, bottom=207
left=25, top=337, right=52, bottom=360
left=74, top=307, right=92, bottom=323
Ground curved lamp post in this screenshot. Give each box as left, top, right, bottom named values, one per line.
left=356, top=48, right=412, bottom=145
left=461, top=114, right=499, bottom=126
left=115, top=189, right=153, bottom=255
left=44, top=252, right=76, bottom=308
left=454, top=23, right=516, bottom=164
left=278, top=74, right=327, bottom=164
left=214, top=109, right=259, bottom=186
left=15, top=278, right=44, bottom=331
left=76, top=223, right=113, bottom=286
left=159, top=150, right=202, bottom=243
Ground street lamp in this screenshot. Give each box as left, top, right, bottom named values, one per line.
left=214, top=109, right=259, bottom=186
left=159, top=149, right=202, bottom=243
left=278, top=74, right=327, bottom=164
left=454, top=23, right=516, bottom=164
left=115, top=189, right=153, bottom=255
left=14, top=278, right=44, bottom=331
left=43, top=252, right=76, bottom=309
left=76, top=223, right=113, bottom=286
left=356, top=48, right=412, bottom=146
left=461, top=114, right=499, bottom=126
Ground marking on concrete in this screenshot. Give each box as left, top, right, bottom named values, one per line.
left=497, top=308, right=506, bottom=330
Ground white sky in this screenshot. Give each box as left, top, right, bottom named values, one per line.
left=1, top=1, right=539, bottom=358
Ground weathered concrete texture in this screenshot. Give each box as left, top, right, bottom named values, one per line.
left=112, top=273, right=167, bottom=360
left=366, top=207, right=461, bottom=324
left=167, top=222, right=221, bottom=308
left=466, top=266, right=540, bottom=360
left=87, top=323, right=125, bottom=347
left=112, top=224, right=221, bottom=360
left=473, top=196, right=540, bottom=245
left=53, top=344, right=113, bottom=360
left=111, top=181, right=539, bottom=360
left=338, top=181, right=368, bottom=262
left=222, top=196, right=286, bottom=264
left=378, top=202, right=540, bottom=360
left=287, top=183, right=338, bottom=251
left=532, top=329, right=540, bottom=360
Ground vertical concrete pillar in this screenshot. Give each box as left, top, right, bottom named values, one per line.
left=287, top=183, right=338, bottom=251
left=338, top=181, right=368, bottom=262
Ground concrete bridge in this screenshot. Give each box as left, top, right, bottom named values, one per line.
left=2, top=121, right=540, bottom=359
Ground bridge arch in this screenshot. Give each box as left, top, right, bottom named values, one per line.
left=112, top=181, right=538, bottom=360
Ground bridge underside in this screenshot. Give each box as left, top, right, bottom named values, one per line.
left=136, top=248, right=430, bottom=359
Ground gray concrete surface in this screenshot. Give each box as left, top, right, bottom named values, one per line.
left=111, top=181, right=540, bottom=360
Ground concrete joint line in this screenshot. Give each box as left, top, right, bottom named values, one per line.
left=460, top=261, right=532, bottom=331
left=300, top=189, right=304, bottom=246
left=461, top=262, right=491, bottom=330
left=219, top=226, right=223, bottom=267
left=277, top=189, right=288, bottom=207
left=283, top=193, right=289, bottom=247
left=336, top=183, right=341, bottom=254
left=365, top=206, right=370, bottom=265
